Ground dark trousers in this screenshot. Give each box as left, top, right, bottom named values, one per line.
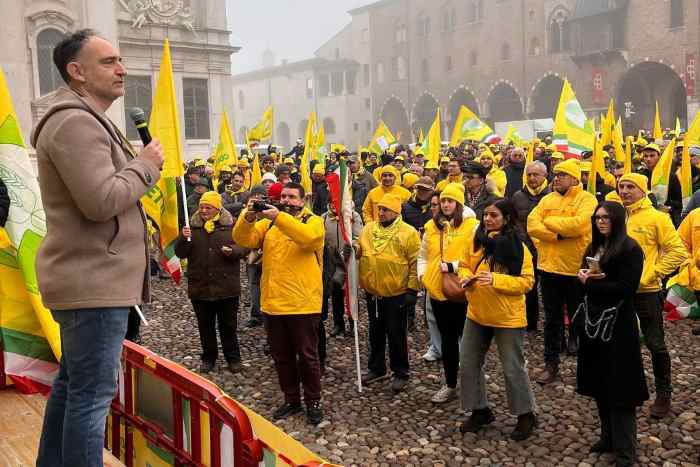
left=540, top=272, right=581, bottom=364
left=634, top=292, right=672, bottom=394
left=431, top=298, right=466, bottom=388
left=525, top=271, right=540, bottom=332
left=191, top=298, right=240, bottom=364
left=317, top=318, right=326, bottom=367
left=265, top=314, right=322, bottom=404
left=366, top=293, right=409, bottom=380
left=596, top=399, right=637, bottom=466
left=125, top=308, right=141, bottom=342
left=322, top=281, right=347, bottom=330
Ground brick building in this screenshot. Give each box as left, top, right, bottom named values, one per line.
left=232, top=0, right=700, bottom=146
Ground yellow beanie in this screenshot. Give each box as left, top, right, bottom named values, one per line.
left=199, top=191, right=222, bottom=209
left=237, top=159, right=250, bottom=168
left=380, top=165, right=400, bottom=179
left=553, top=158, right=581, bottom=180
left=550, top=151, right=565, bottom=160
left=440, top=183, right=465, bottom=205
left=219, top=165, right=233, bottom=173
left=618, top=173, right=649, bottom=194
left=377, top=193, right=402, bottom=213
left=402, top=173, right=420, bottom=189
left=579, top=161, right=592, bottom=173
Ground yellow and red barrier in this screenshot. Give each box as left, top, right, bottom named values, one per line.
left=106, top=341, right=339, bottom=467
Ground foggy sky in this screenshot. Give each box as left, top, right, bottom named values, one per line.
left=227, top=0, right=376, bottom=74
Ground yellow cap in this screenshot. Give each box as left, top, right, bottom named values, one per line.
left=618, top=173, right=649, bottom=194
left=440, top=183, right=465, bottom=205
left=377, top=193, right=402, bottom=213
left=579, top=161, right=592, bottom=172
left=546, top=144, right=557, bottom=152
left=312, top=164, right=326, bottom=175
left=194, top=159, right=206, bottom=167
left=425, top=161, right=438, bottom=169
left=238, top=159, right=250, bottom=168
left=440, top=156, right=450, bottom=163
left=219, top=165, right=233, bottom=173
left=643, top=143, right=661, bottom=154
left=394, top=155, right=405, bottom=161
left=550, top=151, right=565, bottom=160
left=402, top=172, right=419, bottom=189
left=553, top=158, right=581, bottom=180
left=283, top=157, right=295, bottom=165
left=199, top=191, right=222, bottom=209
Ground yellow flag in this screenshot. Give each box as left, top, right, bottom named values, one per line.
left=213, top=112, right=238, bottom=178
left=588, top=137, right=605, bottom=195
left=248, top=106, right=273, bottom=143
left=653, top=101, right=663, bottom=141
left=450, top=105, right=494, bottom=146
left=680, top=110, right=700, bottom=208
left=600, top=99, right=615, bottom=147
left=675, top=117, right=682, bottom=137
left=504, top=125, right=524, bottom=146
left=315, top=123, right=326, bottom=163
left=300, top=112, right=317, bottom=194
left=417, top=128, right=425, bottom=145
left=650, top=138, right=676, bottom=205
left=330, top=143, right=347, bottom=153
left=423, top=108, right=441, bottom=166
left=624, top=136, right=634, bottom=174
left=149, top=39, right=184, bottom=178
left=251, top=153, right=262, bottom=187
left=522, top=142, right=534, bottom=186
left=368, top=120, right=396, bottom=154
left=612, top=117, right=626, bottom=162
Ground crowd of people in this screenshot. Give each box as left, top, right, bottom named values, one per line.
left=173, top=129, right=700, bottom=467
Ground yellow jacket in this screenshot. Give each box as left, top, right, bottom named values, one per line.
left=486, top=167, right=507, bottom=197
left=361, top=184, right=411, bottom=222
left=458, top=233, right=535, bottom=328
left=527, top=184, right=597, bottom=276
left=358, top=219, right=420, bottom=297
left=626, top=197, right=688, bottom=293
left=418, top=218, right=479, bottom=301
left=678, top=207, right=700, bottom=291
left=436, top=174, right=463, bottom=193
left=232, top=207, right=324, bottom=315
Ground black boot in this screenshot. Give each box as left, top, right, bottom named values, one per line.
left=459, top=407, right=495, bottom=433
left=510, top=412, right=537, bottom=441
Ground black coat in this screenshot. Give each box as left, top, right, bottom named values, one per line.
left=512, top=185, right=551, bottom=257
left=174, top=209, right=247, bottom=300
left=221, top=190, right=250, bottom=219
left=0, top=178, right=9, bottom=227
left=312, top=180, right=329, bottom=216
left=401, top=196, right=432, bottom=233
left=504, top=163, right=524, bottom=198
left=575, top=238, right=649, bottom=408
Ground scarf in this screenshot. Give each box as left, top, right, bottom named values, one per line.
left=474, top=227, right=524, bottom=276
left=370, top=216, right=401, bottom=252
left=465, top=184, right=486, bottom=209
left=525, top=179, right=548, bottom=196
left=203, top=213, right=220, bottom=234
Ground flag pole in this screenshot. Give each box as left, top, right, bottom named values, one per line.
left=348, top=255, right=362, bottom=393
left=179, top=176, right=191, bottom=241
left=353, top=307, right=362, bottom=393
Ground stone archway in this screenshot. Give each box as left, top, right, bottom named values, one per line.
left=530, top=75, right=564, bottom=119
left=488, top=82, right=524, bottom=123
left=413, top=93, right=439, bottom=138
left=380, top=97, right=411, bottom=144
left=617, top=62, right=687, bottom=134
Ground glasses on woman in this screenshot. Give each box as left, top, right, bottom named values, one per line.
left=594, top=215, right=611, bottom=222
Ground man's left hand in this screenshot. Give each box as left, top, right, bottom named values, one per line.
left=261, top=204, right=279, bottom=221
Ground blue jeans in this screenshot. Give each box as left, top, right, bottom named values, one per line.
left=36, top=308, right=129, bottom=467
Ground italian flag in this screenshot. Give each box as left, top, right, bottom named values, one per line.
left=664, top=266, right=700, bottom=321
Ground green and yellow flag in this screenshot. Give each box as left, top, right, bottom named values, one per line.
left=213, top=112, right=238, bottom=179
left=315, top=123, right=327, bottom=164
left=650, top=138, right=676, bottom=205
left=141, top=39, right=183, bottom=283
left=368, top=120, right=396, bottom=154
left=0, top=67, right=60, bottom=392
left=450, top=105, right=495, bottom=146
left=420, top=108, right=441, bottom=166
left=552, top=78, right=595, bottom=158
left=504, top=124, right=524, bottom=147
left=247, top=106, right=273, bottom=143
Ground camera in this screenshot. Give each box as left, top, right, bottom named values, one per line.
left=252, top=200, right=269, bottom=212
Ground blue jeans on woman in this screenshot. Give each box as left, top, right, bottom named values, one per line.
left=36, top=308, right=129, bottom=467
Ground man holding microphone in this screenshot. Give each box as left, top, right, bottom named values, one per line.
left=31, top=30, right=163, bottom=467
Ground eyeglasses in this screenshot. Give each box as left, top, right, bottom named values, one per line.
left=594, top=215, right=611, bottom=222
left=553, top=173, right=569, bottom=179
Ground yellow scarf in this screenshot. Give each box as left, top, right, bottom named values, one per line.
left=203, top=213, right=220, bottom=234
left=526, top=179, right=548, bottom=196
left=370, top=216, right=401, bottom=252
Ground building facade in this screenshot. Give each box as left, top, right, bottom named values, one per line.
left=233, top=0, right=700, bottom=147
left=1, top=0, right=238, bottom=159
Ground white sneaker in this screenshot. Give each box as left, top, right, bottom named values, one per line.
left=422, top=348, right=441, bottom=362
left=431, top=385, right=457, bottom=403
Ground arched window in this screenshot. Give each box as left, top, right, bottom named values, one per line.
left=37, top=28, right=67, bottom=96
left=376, top=61, right=385, bottom=84
left=500, top=43, right=511, bottom=61
left=323, top=117, right=336, bottom=135
left=529, top=37, right=541, bottom=56
left=549, top=9, right=570, bottom=53
left=238, top=90, right=245, bottom=109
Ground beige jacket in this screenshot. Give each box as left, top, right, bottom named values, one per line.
left=30, top=87, right=160, bottom=310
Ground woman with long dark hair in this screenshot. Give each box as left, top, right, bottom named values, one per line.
left=575, top=201, right=648, bottom=467
left=458, top=198, right=537, bottom=441
left=418, top=184, right=478, bottom=403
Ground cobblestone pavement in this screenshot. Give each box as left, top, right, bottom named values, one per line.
left=141, top=274, right=700, bottom=467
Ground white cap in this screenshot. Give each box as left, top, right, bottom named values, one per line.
left=262, top=172, right=277, bottom=183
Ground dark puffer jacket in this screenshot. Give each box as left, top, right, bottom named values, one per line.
left=174, top=208, right=247, bottom=300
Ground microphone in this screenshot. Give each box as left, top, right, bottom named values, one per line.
left=129, top=107, right=152, bottom=146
